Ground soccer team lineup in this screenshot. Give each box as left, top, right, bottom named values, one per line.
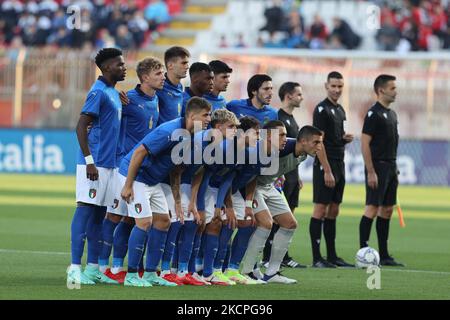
left=65, top=45, right=408, bottom=289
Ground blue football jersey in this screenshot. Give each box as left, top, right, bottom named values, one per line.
left=179, top=129, right=211, bottom=184
left=204, top=93, right=227, bottom=111
left=117, top=85, right=159, bottom=163
left=226, top=99, right=278, bottom=125
left=231, top=143, right=265, bottom=193
left=156, top=77, right=183, bottom=125
left=77, top=76, right=122, bottom=168
left=119, top=117, right=189, bottom=186
left=180, top=87, right=195, bottom=117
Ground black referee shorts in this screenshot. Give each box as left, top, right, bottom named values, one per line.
left=313, top=159, right=345, bottom=205
left=365, top=161, right=398, bottom=206
left=283, top=169, right=300, bottom=209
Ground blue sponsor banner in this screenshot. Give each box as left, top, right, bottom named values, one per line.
left=1, top=129, right=449, bottom=186
left=299, top=138, right=450, bottom=186
left=0, top=128, right=77, bottom=175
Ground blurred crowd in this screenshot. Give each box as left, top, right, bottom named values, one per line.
left=256, top=0, right=449, bottom=51
left=375, top=0, right=450, bottom=51
left=0, top=0, right=184, bottom=50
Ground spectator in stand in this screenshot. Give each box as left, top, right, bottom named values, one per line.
left=95, top=28, right=116, bottom=50
left=429, top=3, right=448, bottom=45
left=108, top=8, right=125, bottom=37
left=52, top=9, right=67, bottom=31
left=309, top=14, right=328, bottom=49
left=327, top=34, right=345, bottom=50
left=376, top=14, right=402, bottom=50
left=285, top=25, right=308, bottom=48
left=0, top=0, right=175, bottom=49
left=260, top=0, right=285, bottom=33
left=286, top=7, right=302, bottom=33
left=401, top=19, right=420, bottom=51
left=330, top=17, right=361, bottom=49
left=22, top=23, right=38, bottom=46
left=39, top=0, right=58, bottom=16
left=128, top=10, right=149, bottom=47
left=92, top=0, right=113, bottom=30
left=47, top=26, right=71, bottom=47
left=71, top=8, right=93, bottom=48
left=235, top=33, right=247, bottom=48
left=144, top=0, right=170, bottom=32
left=219, top=35, right=228, bottom=48
left=115, top=24, right=135, bottom=50
left=264, top=31, right=284, bottom=48
left=35, top=13, right=53, bottom=46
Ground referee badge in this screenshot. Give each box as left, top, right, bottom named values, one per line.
left=135, top=204, right=142, bottom=214
left=88, top=189, right=97, bottom=199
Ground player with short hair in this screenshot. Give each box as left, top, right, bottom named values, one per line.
left=226, top=74, right=277, bottom=124
left=181, top=62, right=215, bottom=116
left=204, top=60, right=233, bottom=111
left=262, top=81, right=307, bottom=269
left=241, top=123, right=323, bottom=284
left=359, top=74, right=404, bottom=267
left=310, top=71, right=355, bottom=268
left=97, top=57, right=166, bottom=283
left=157, top=46, right=190, bottom=125
left=119, top=97, right=212, bottom=287
left=67, top=47, right=126, bottom=285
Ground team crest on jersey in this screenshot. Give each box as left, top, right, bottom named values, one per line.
left=286, top=119, right=291, bottom=125
left=135, top=204, right=142, bottom=214
left=112, top=199, right=119, bottom=209
left=383, top=113, right=388, bottom=119
left=318, top=106, right=324, bottom=113
left=368, top=111, right=373, bottom=117
left=252, top=200, right=258, bottom=209
left=331, top=109, right=335, bottom=116
left=89, top=189, right=97, bottom=199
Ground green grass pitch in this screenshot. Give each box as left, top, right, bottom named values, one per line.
left=0, top=174, right=449, bottom=300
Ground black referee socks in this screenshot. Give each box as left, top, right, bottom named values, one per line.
left=359, top=216, right=374, bottom=248
left=323, top=218, right=337, bottom=261
left=309, top=217, right=323, bottom=262
left=376, top=216, right=391, bottom=259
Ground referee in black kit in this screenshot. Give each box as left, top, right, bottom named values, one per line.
left=359, top=74, right=404, bottom=267
left=310, top=72, right=354, bottom=268
left=262, top=82, right=307, bottom=269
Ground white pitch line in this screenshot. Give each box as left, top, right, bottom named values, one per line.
left=0, top=249, right=69, bottom=256
left=1, top=248, right=449, bottom=276
left=380, top=268, right=450, bottom=276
